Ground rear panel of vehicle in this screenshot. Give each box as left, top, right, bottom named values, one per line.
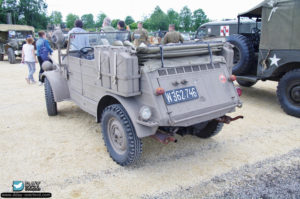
left=151, top=63, right=239, bottom=126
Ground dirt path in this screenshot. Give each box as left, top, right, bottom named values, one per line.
left=0, top=58, right=299, bottom=198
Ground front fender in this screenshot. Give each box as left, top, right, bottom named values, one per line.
left=42, top=70, right=70, bottom=102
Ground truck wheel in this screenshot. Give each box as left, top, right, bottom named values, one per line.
left=237, top=79, right=257, bottom=87
left=101, top=104, right=142, bottom=166
left=277, top=69, right=300, bottom=118
left=44, top=77, right=57, bottom=116
left=0, top=54, right=4, bottom=61
left=7, top=48, right=16, bottom=64
left=192, top=120, right=224, bottom=138
left=227, top=34, right=254, bottom=75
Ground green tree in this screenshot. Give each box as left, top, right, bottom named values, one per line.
left=129, top=22, right=137, bottom=30
left=66, top=13, right=79, bottom=29
left=179, top=6, right=192, bottom=31
left=148, top=6, right=168, bottom=31
left=125, top=16, right=134, bottom=25
left=0, top=0, right=18, bottom=24
left=167, top=9, right=180, bottom=30
left=111, top=19, right=119, bottom=28
left=192, top=8, right=209, bottom=31
left=49, top=11, right=62, bottom=25
left=96, top=12, right=106, bottom=27
left=81, top=13, right=94, bottom=29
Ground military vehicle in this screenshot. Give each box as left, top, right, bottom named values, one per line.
left=42, top=30, right=243, bottom=166
left=0, top=24, right=35, bottom=64
left=195, top=19, right=260, bottom=40
left=226, top=0, right=300, bottom=118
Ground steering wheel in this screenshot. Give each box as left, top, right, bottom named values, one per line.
left=79, top=47, right=94, bottom=55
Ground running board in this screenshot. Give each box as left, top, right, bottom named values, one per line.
left=236, top=75, right=258, bottom=83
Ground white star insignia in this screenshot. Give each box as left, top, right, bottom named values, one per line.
left=269, top=54, right=281, bottom=67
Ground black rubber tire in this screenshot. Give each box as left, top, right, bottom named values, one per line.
left=7, top=48, right=16, bottom=64
left=227, top=34, right=255, bottom=75
left=0, top=54, right=4, bottom=61
left=44, top=77, right=57, bottom=116
left=101, top=104, right=142, bottom=166
left=192, top=120, right=224, bottom=139
left=237, top=79, right=257, bottom=87
left=277, top=69, right=300, bottom=118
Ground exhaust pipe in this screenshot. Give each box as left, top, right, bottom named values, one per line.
left=151, top=129, right=177, bottom=144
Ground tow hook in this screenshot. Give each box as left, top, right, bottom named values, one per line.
left=216, top=115, right=244, bottom=124
left=151, top=129, right=177, bottom=144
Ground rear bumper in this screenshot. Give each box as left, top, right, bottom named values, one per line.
left=166, top=103, right=241, bottom=127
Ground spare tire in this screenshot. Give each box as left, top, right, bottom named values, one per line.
left=227, top=34, right=255, bottom=75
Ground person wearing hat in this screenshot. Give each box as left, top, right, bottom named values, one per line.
left=163, top=24, right=184, bottom=44
left=68, top=19, right=90, bottom=51
left=131, top=22, right=148, bottom=47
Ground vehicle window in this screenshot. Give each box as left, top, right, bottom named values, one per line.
left=197, top=28, right=206, bottom=38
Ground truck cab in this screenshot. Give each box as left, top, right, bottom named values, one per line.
left=227, top=0, right=300, bottom=118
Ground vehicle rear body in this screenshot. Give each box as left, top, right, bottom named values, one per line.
left=43, top=31, right=243, bottom=165
left=138, top=55, right=240, bottom=127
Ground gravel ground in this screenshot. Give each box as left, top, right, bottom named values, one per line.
left=0, top=56, right=299, bottom=199
left=144, top=149, right=300, bottom=199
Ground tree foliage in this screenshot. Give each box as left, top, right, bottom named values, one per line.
left=192, top=8, right=209, bottom=31
left=66, top=13, right=79, bottom=29
left=125, top=16, right=134, bottom=25
left=167, top=9, right=180, bottom=30
left=0, top=0, right=48, bottom=29
left=0, top=3, right=209, bottom=32
left=148, top=6, right=169, bottom=31
left=179, top=6, right=192, bottom=31
left=96, top=12, right=106, bottom=28
left=81, top=14, right=94, bottom=29
left=49, top=11, right=62, bottom=25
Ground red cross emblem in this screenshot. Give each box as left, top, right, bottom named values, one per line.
left=220, top=26, right=230, bottom=36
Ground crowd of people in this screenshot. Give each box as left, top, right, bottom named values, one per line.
left=21, top=17, right=184, bottom=85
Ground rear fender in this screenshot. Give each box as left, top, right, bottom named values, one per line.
left=42, top=70, right=70, bottom=102
left=97, top=94, right=158, bottom=138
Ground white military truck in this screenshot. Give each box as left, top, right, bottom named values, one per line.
left=42, top=31, right=243, bottom=166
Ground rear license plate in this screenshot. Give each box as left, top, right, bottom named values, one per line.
left=163, top=86, right=199, bottom=105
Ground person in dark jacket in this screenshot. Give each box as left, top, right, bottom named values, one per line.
left=36, top=31, right=53, bottom=85
left=116, top=20, right=131, bottom=42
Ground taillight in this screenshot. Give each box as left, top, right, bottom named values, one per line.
left=156, top=87, right=165, bottom=95
left=236, top=87, right=242, bottom=96
left=229, top=75, right=237, bottom=82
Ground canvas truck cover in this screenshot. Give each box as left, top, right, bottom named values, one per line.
left=239, top=0, right=300, bottom=50
left=0, top=24, right=35, bottom=32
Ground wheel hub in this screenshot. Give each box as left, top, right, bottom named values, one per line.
left=291, top=85, right=300, bottom=103
left=108, top=118, right=127, bottom=155
left=233, top=47, right=241, bottom=65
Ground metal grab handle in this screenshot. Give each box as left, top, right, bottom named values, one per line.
left=112, top=52, right=117, bottom=85
left=97, top=51, right=101, bottom=79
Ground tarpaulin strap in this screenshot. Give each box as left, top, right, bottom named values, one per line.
left=97, top=51, right=102, bottom=80
left=261, top=49, right=271, bottom=70
left=268, top=7, right=278, bottom=22
left=206, top=43, right=214, bottom=66
left=160, top=45, right=165, bottom=68
left=112, top=52, right=117, bottom=85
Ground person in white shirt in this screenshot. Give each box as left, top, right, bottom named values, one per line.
left=68, top=20, right=90, bottom=51
left=22, top=37, right=38, bottom=84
